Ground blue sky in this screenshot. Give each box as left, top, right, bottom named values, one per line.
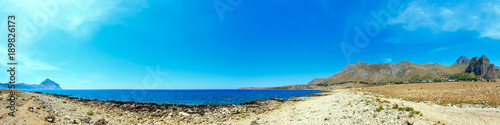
left=1, top=0, right=499, bottom=89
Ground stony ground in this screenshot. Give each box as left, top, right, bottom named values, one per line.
left=225, top=89, right=434, bottom=125
left=0, top=91, right=292, bottom=125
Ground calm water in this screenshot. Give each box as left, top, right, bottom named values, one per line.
left=25, top=89, right=321, bottom=105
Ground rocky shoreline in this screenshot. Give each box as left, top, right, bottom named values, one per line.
left=0, top=90, right=324, bottom=124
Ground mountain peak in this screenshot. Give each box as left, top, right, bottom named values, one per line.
left=455, top=55, right=470, bottom=65
left=42, top=78, right=53, bottom=82
left=40, top=78, right=62, bottom=89
left=0, top=78, right=62, bottom=89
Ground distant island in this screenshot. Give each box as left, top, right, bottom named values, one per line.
left=0, top=78, right=62, bottom=90
left=240, top=55, right=500, bottom=89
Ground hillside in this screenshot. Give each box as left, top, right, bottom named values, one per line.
left=308, top=55, right=499, bottom=86
left=307, top=56, right=471, bottom=85
left=0, top=78, right=62, bottom=90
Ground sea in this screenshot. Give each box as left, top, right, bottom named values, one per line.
left=24, top=89, right=321, bottom=106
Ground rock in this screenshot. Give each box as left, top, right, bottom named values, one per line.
left=95, top=118, right=108, bottom=125
left=80, top=116, right=91, bottom=123
left=64, top=116, right=70, bottom=120
left=71, top=120, right=79, bottom=124
left=466, top=55, right=497, bottom=80
left=28, top=107, right=34, bottom=112
left=45, top=116, right=55, bottom=123
left=250, top=120, right=259, bottom=125
left=179, top=112, right=190, bottom=117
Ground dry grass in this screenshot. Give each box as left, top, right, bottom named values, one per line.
left=359, top=82, right=500, bottom=107
left=0, top=89, right=21, bottom=93
left=321, top=83, right=371, bottom=90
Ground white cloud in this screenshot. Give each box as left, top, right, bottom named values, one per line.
left=0, top=0, right=148, bottom=42
left=384, top=58, right=392, bottom=63
left=0, top=0, right=147, bottom=84
left=388, top=1, right=500, bottom=39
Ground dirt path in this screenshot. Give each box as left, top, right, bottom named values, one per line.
left=15, top=98, right=51, bottom=125
left=0, top=92, right=51, bottom=125
left=384, top=98, right=500, bottom=125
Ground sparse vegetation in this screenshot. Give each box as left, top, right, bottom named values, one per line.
left=362, top=82, right=500, bottom=107
left=376, top=106, right=384, bottom=112
left=87, top=110, right=93, bottom=116
left=450, top=73, right=479, bottom=81
left=15, top=92, right=22, bottom=97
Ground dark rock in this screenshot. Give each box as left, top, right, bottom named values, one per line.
left=250, top=120, right=259, bottom=125
left=465, top=55, right=497, bottom=80
left=28, top=107, right=34, bottom=112
left=95, top=118, right=108, bottom=125
left=485, top=64, right=497, bottom=80
left=268, top=98, right=285, bottom=102
left=71, top=120, right=79, bottom=124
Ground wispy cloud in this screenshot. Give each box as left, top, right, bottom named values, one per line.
left=0, top=0, right=148, bottom=41
left=0, top=0, right=148, bottom=84
left=428, top=47, right=453, bottom=54
left=389, top=1, right=500, bottom=39
left=384, top=58, right=392, bottom=63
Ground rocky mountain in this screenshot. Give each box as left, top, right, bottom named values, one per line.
left=496, top=66, right=500, bottom=78
left=240, top=55, right=497, bottom=90
left=307, top=55, right=495, bottom=85
left=465, top=55, right=497, bottom=80
left=0, top=78, right=62, bottom=90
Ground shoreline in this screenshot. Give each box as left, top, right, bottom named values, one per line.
left=0, top=89, right=328, bottom=124
left=27, top=89, right=325, bottom=106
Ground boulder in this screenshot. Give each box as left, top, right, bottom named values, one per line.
left=45, top=116, right=55, bottom=123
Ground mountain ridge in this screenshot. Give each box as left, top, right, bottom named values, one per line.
left=0, top=78, right=62, bottom=90
left=239, top=55, right=496, bottom=90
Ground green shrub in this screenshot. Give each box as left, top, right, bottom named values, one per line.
left=404, top=107, right=414, bottom=111
left=392, top=106, right=398, bottom=109
left=376, top=106, right=384, bottom=112
left=15, top=92, right=22, bottom=97
left=87, top=110, right=93, bottom=116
